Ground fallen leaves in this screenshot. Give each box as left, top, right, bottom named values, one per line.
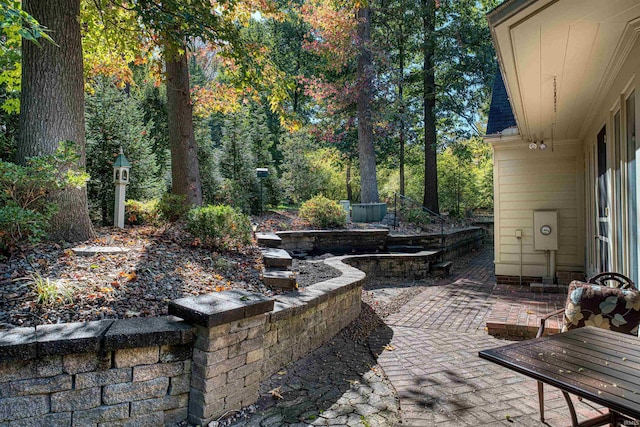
left=269, top=386, right=283, bottom=400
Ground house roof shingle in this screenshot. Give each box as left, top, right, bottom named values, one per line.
left=486, top=70, right=517, bottom=136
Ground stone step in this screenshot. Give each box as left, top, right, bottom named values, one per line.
left=386, top=245, right=424, bottom=253
left=262, top=269, right=297, bottom=290
left=431, top=261, right=453, bottom=277
left=256, top=232, right=281, bottom=248
left=260, top=248, right=292, bottom=268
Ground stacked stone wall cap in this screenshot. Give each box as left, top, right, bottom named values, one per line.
left=0, top=327, right=36, bottom=362
left=104, top=316, right=194, bottom=350
left=169, top=289, right=274, bottom=328
left=36, top=320, right=113, bottom=357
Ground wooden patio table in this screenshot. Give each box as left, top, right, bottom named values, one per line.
left=479, top=326, right=640, bottom=427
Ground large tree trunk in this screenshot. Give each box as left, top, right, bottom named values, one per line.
left=356, top=7, right=379, bottom=204
left=18, top=0, right=95, bottom=242
left=398, top=28, right=406, bottom=197
left=165, top=45, right=203, bottom=207
left=422, top=0, right=439, bottom=213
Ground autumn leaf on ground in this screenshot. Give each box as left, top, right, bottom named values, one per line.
left=269, top=387, right=284, bottom=400
left=384, top=344, right=395, bottom=351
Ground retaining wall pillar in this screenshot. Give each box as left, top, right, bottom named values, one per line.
left=168, top=290, right=274, bottom=426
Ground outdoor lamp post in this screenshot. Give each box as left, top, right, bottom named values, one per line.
left=256, top=168, right=268, bottom=215
left=113, top=147, right=131, bottom=229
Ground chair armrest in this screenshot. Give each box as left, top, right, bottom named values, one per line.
left=536, top=308, right=565, bottom=338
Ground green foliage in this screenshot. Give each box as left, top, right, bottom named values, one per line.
left=133, top=66, right=171, bottom=185
left=194, top=114, right=222, bottom=205
left=186, top=204, right=252, bottom=250
left=158, top=193, right=190, bottom=222
left=27, top=272, right=74, bottom=306
left=299, top=196, right=346, bottom=229
left=218, top=111, right=258, bottom=213
left=125, top=199, right=161, bottom=226
left=1, top=1, right=54, bottom=46
left=246, top=104, right=281, bottom=207
left=216, top=104, right=281, bottom=213
left=437, top=138, right=493, bottom=216
left=0, top=206, right=47, bottom=249
left=85, top=77, right=165, bottom=225
left=280, top=130, right=327, bottom=204
left=0, top=142, right=89, bottom=250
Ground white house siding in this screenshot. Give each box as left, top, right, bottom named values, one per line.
left=491, top=137, right=585, bottom=278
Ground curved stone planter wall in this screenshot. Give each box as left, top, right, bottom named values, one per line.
left=277, top=229, right=389, bottom=255
left=337, top=251, right=440, bottom=280
left=0, top=257, right=366, bottom=426
left=0, top=237, right=479, bottom=426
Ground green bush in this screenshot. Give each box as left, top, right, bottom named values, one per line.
left=158, top=193, right=190, bottom=222
left=0, top=142, right=89, bottom=251
left=186, top=204, right=252, bottom=250
left=299, top=196, right=346, bottom=229
left=125, top=199, right=161, bottom=226
left=0, top=206, right=48, bottom=248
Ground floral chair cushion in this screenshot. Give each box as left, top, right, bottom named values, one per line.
left=563, top=280, right=640, bottom=335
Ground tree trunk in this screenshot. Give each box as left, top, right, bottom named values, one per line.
left=356, top=6, right=379, bottom=204
left=165, top=45, right=203, bottom=207
left=398, top=27, right=406, bottom=197
left=346, top=161, right=353, bottom=201
left=422, top=0, right=439, bottom=213
left=18, top=0, right=95, bottom=242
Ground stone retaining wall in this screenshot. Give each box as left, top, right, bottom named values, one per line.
left=278, top=227, right=483, bottom=258
left=0, top=257, right=365, bottom=427
left=276, top=229, right=389, bottom=254
left=339, top=251, right=440, bottom=280
left=386, top=227, right=483, bottom=260
left=0, top=235, right=480, bottom=426
left=0, top=317, right=194, bottom=427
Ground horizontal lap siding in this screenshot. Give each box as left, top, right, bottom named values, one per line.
left=492, top=139, right=585, bottom=277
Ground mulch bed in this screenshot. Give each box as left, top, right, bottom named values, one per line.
left=0, top=225, right=272, bottom=329
left=0, top=210, right=448, bottom=330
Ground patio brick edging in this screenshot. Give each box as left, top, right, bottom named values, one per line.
left=0, top=255, right=365, bottom=426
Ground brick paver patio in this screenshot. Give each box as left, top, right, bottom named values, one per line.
left=371, top=248, right=610, bottom=426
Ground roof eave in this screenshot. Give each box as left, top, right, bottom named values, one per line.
left=486, top=0, right=541, bottom=27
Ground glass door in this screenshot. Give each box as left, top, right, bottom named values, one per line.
left=626, top=93, right=637, bottom=283
left=597, top=126, right=610, bottom=273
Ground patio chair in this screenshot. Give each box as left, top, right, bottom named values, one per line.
left=535, top=273, right=640, bottom=424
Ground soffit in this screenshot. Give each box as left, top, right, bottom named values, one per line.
left=490, top=0, right=640, bottom=142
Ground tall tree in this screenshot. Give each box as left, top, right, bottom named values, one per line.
left=356, top=6, right=379, bottom=203
left=165, top=43, right=203, bottom=206
left=17, top=0, right=94, bottom=241
left=422, top=0, right=438, bottom=213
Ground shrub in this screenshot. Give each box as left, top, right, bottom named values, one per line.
left=125, top=199, right=161, bottom=226
left=0, top=206, right=48, bottom=249
left=0, top=142, right=89, bottom=251
left=186, top=204, right=252, bottom=250
left=299, top=196, right=346, bottom=229
left=158, top=193, right=190, bottom=222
